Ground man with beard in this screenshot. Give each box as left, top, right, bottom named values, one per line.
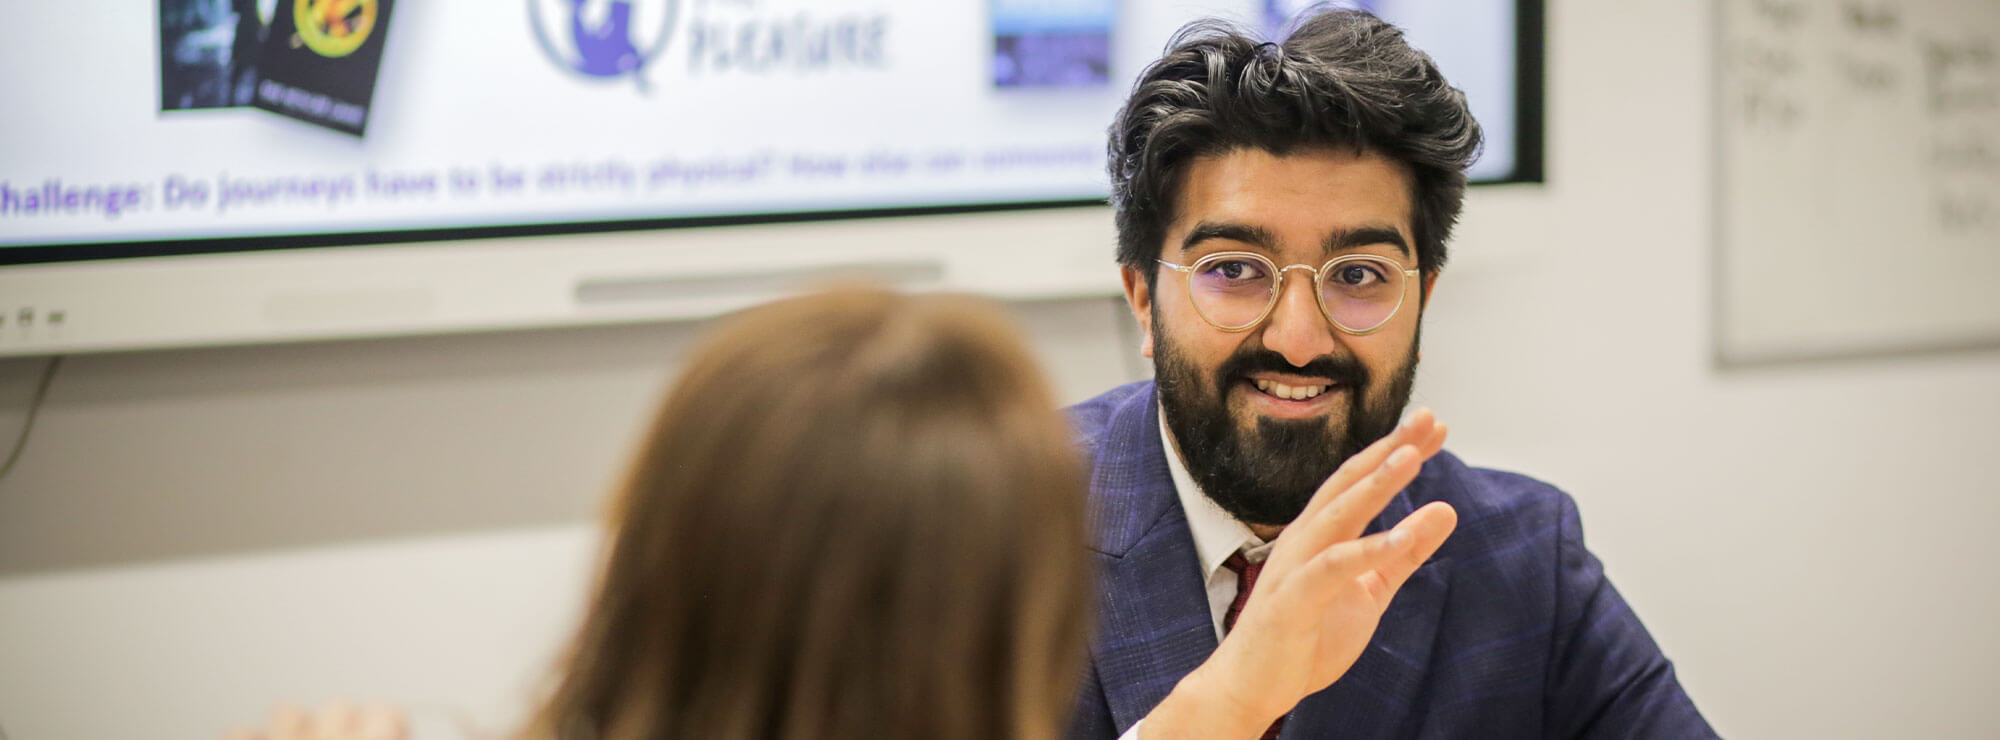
left=1064, top=11, right=1715, bottom=739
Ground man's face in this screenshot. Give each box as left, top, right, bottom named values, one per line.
left=1124, top=147, right=1433, bottom=528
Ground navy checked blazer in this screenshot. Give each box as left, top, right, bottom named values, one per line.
left=1064, top=381, right=1717, bottom=739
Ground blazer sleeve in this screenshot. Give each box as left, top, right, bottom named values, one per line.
left=1544, top=493, right=1719, bottom=739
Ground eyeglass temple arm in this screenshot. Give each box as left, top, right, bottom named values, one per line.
left=1159, top=258, right=1418, bottom=278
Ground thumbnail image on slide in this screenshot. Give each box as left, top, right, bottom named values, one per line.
left=990, top=0, right=1113, bottom=88
left=159, top=0, right=277, bottom=110
left=1264, top=0, right=1376, bottom=38
left=251, top=0, right=396, bottom=136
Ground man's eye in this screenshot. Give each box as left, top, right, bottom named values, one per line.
left=1337, top=264, right=1385, bottom=285
left=1204, top=259, right=1264, bottom=281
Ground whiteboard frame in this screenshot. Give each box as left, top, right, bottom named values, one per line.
left=0, top=204, right=1123, bottom=357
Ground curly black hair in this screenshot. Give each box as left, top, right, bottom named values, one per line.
left=1108, top=9, right=1483, bottom=286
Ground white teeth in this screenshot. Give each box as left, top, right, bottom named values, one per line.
left=1252, top=379, right=1330, bottom=400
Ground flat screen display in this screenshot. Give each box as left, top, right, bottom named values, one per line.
left=0, top=0, right=1536, bottom=266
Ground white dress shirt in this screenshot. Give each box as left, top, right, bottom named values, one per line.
left=1118, top=411, right=1277, bottom=740
left=1159, top=410, right=1276, bottom=640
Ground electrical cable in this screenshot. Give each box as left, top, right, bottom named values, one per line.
left=0, top=355, right=64, bottom=485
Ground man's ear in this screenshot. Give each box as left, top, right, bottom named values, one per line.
left=1121, top=265, right=1155, bottom=358
left=1417, top=271, right=1440, bottom=362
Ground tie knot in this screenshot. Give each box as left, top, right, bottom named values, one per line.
left=1224, top=550, right=1260, bottom=574
left=1223, top=550, right=1265, bottom=589
left=1224, top=550, right=1248, bottom=573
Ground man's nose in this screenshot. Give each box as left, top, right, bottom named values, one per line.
left=1260, top=268, right=1339, bottom=367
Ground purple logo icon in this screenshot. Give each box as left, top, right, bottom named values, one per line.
left=530, top=0, right=678, bottom=91
left=1265, top=0, right=1379, bottom=40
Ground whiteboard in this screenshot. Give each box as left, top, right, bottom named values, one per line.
left=1716, top=0, right=2000, bottom=365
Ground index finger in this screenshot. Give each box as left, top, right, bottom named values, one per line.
left=1290, top=413, right=1448, bottom=551
left=1292, top=408, right=1438, bottom=527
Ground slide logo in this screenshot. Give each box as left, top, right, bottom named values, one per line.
left=530, top=0, right=681, bottom=90
left=293, top=0, right=378, bottom=58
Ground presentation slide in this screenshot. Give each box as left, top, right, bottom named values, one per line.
left=0, top=0, right=1522, bottom=262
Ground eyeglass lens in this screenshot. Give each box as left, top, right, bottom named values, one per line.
left=1187, top=254, right=1405, bottom=331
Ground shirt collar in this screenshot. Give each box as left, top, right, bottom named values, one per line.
left=1157, top=407, right=1268, bottom=582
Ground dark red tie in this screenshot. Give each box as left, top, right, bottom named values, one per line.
left=1223, top=551, right=1284, bottom=740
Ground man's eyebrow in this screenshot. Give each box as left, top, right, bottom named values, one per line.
left=1324, top=226, right=1411, bottom=258
left=1180, top=222, right=1278, bottom=253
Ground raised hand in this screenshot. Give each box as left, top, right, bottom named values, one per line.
left=1142, top=409, right=1459, bottom=739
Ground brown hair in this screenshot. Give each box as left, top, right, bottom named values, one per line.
left=524, top=288, right=1093, bottom=740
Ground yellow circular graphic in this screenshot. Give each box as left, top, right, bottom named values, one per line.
left=292, top=0, right=377, bottom=58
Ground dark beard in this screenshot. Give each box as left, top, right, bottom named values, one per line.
left=1154, top=316, right=1419, bottom=528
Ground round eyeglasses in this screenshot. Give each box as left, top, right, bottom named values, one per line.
left=1156, top=251, right=1421, bottom=335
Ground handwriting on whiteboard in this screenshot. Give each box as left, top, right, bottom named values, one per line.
left=1726, top=0, right=1997, bottom=235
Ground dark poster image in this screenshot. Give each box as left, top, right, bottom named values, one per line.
left=252, top=0, right=396, bottom=137
left=159, top=0, right=275, bottom=110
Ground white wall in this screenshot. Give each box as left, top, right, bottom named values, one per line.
left=3, top=2, right=1998, bottom=739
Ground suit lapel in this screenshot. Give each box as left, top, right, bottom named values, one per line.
left=1084, top=385, right=1220, bottom=731
left=1083, top=383, right=1456, bottom=735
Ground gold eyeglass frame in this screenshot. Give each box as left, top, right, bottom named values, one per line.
left=1156, top=251, right=1421, bottom=336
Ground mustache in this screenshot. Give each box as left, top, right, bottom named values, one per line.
left=1216, top=348, right=1370, bottom=389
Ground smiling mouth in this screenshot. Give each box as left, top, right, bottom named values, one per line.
left=1250, top=378, right=1335, bottom=401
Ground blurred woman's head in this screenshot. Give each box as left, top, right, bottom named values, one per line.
left=528, top=288, right=1093, bottom=740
